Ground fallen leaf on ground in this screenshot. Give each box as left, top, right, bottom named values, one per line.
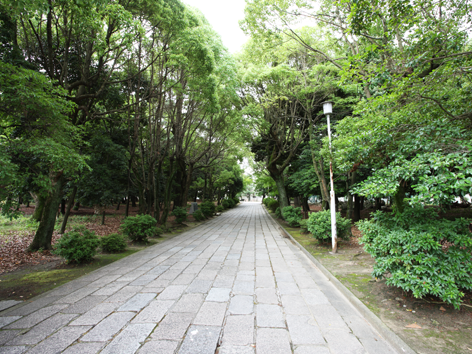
left=439, top=306, right=446, bottom=312
left=405, top=323, right=422, bottom=329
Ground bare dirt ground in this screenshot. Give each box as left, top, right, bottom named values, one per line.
left=276, top=204, right=472, bottom=354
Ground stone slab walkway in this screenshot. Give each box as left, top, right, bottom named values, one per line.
left=0, top=202, right=399, bottom=354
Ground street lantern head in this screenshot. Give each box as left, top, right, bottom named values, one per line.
left=322, top=101, right=333, bottom=115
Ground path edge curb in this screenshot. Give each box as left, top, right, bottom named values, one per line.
left=264, top=207, right=416, bottom=354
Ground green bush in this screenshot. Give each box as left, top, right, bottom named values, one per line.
left=53, top=226, right=100, bottom=263
left=306, top=210, right=351, bottom=242
left=233, top=197, right=239, bottom=205
left=121, top=214, right=160, bottom=242
left=275, top=207, right=282, bottom=219
left=282, top=206, right=303, bottom=227
left=222, top=198, right=235, bottom=209
left=300, top=219, right=309, bottom=233
left=200, top=201, right=216, bottom=217
left=216, top=205, right=224, bottom=212
left=171, top=207, right=187, bottom=224
left=358, top=207, right=472, bottom=309
left=100, top=233, right=127, bottom=253
left=192, top=209, right=205, bottom=221
left=266, top=198, right=279, bottom=213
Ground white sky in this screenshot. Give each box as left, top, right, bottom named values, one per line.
left=182, top=0, right=249, bottom=54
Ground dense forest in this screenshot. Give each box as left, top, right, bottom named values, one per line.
left=1, top=0, right=471, bottom=306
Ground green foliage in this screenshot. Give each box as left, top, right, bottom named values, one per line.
left=266, top=198, right=279, bottom=213
left=100, top=233, right=127, bottom=253
left=192, top=209, right=205, bottom=221
left=216, top=205, right=224, bottom=212
left=200, top=201, right=216, bottom=217
left=306, top=211, right=351, bottom=242
left=275, top=207, right=282, bottom=219
left=233, top=197, right=239, bottom=205
left=222, top=198, right=235, bottom=209
left=53, top=226, right=99, bottom=263
left=121, top=214, right=159, bottom=242
left=358, top=208, right=472, bottom=309
left=171, top=207, right=187, bottom=224
left=282, top=206, right=302, bottom=227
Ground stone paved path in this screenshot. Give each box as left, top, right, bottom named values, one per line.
left=0, top=203, right=399, bottom=354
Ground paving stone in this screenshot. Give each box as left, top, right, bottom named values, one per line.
left=256, top=328, right=292, bottom=354
left=69, top=302, right=118, bottom=326
left=213, top=275, right=235, bottom=288
left=172, top=273, right=196, bottom=285
left=220, top=315, right=254, bottom=346
left=137, top=340, right=179, bottom=353
left=277, top=281, right=300, bottom=295
left=256, top=304, right=285, bottom=328
left=323, top=328, right=366, bottom=354
left=0, top=345, right=27, bottom=353
left=118, top=293, right=156, bottom=312
left=8, top=313, right=77, bottom=345
left=255, top=288, right=278, bottom=304
left=26, top=325, right=91, bottom=354
left=193, top=302, right=226, bottom=326
left=205, top=288, right=231, bottom=302
left=151, top=312, right=194, bottom=340
left=197, top=270, right=218, bottom=280
left=0, top=316, right=22, bottom=329
left=217, top=346, right=255, bottom=354
left=280, top=295, right=310, bottom=315
left=6, top=296, right=62, bottom=317
left=0, top=301, right=22, bottom=312
left=81, top=312, right=135, bottom=342
left=228, top=295, right=253, bottom=315
left=157, top=285, right=187, bottom=300
left=255, top=276, right=275, bottom=288
left=101, top=323, right=155, bottom=354
left=130, top=274, right=159, bottom=286
left=89, top=274, right=121, bottom=287
left=186, top=279, right=212, bottom=293
left=132, top=300, right=174, bottom=323
left=62, top=295, right=107, bottom=314
left=0, top=330, right=21, bottom=345
left=286, top=315, right=325, bottom=345
left=171, top=293, right=204, bottom=313
left=232, top=280, right=254, bottom=295
left=93, top=281, right=129, bottom=296
left=178, top=325, right=221, bottom=354
left=294, top=345, right=331, bottom=354
left=62, top=342, right=106, bottom=354
left=309, top=304, right=350, bottom=332
left=301, top=289, right=330, bottom=306
left=54, top=286, right=100, bottom=304
left=104, top=286, right=143, bottom=303
left=4, top=304, right=68, bottom=329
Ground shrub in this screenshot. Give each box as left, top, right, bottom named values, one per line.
left=216, top=205, right=224, bottom=212
left=233, top=197, right=239, bottom=205
left=282, top=206, right=303, bottom=227
left=53, top=226, right=100, bottom=263
left=121, top=214, right=160, bottom=242
left=193, top=209, right=205, bottom=221
left=101, top=233, right=127, bottom=253
left=222, top=198, right=235, bottom=209
left=358, top=207, right=472, bottom=309
left=275, top=207, right=282, bottom=219
left=200, top=201, right=216, bottom=218
left=266, top=198, right=279, bottom=213
left=171, top=207, right=187, bottom=224
left=300, top=219, right=309, bottom=234
left=306, top=210, right=351, bottom=242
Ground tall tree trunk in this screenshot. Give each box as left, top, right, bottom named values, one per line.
left=394, top=180, right=407, bottom=213
left=160, top=159, right=175, bottom=225
left=181, top=163, right=194, bottom=207
left=353, top=195, right=361, bottom=222
left=270, top=170, right=289, bottom=209
left=59, top=185, right=77, bottom=234
left=29, top=172, right=65, bottom=251
left=347, top=171, right=357, bottom=221
left=31, top=194, right=46, bottom=222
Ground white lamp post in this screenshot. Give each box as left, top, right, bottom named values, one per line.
left=322, top=101, right=338, bottom=254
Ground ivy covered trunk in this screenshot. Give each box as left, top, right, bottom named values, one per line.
left=29, top=172, right=65, bottom=251
left=394, top=180, right=407, bottom=213
left=31, top=193, right=46, bottom=222
left=270, top=169, right=289, bottom=209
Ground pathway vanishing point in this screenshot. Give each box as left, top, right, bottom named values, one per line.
left=0, top=202, right=401, bottom=353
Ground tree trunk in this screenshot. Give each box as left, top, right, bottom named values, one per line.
left=160, top=159, right=175, bottom=225
left=60, top=198, right=66, bottom=215
left=29, top=173, right=65, bottom=251
left=394, top=180, right=407, bottom=213
left=31, top=194, right=46, bottom=222
left=101, top=210, right=106, bottom=225
left=59, top=185, right=77, bottom=234
left=294, top=196, right=301, bottom=208
left=116, top=201, right=121, bottom=211
left=353, top=195, right=361, bottom=222
left=301, top=196, right=309, bottom=219
left=181, top=163, right=194, bottom=207
left=270, top=171, right=289, bottom=209
left=347, top=171, right=357, bottom=221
